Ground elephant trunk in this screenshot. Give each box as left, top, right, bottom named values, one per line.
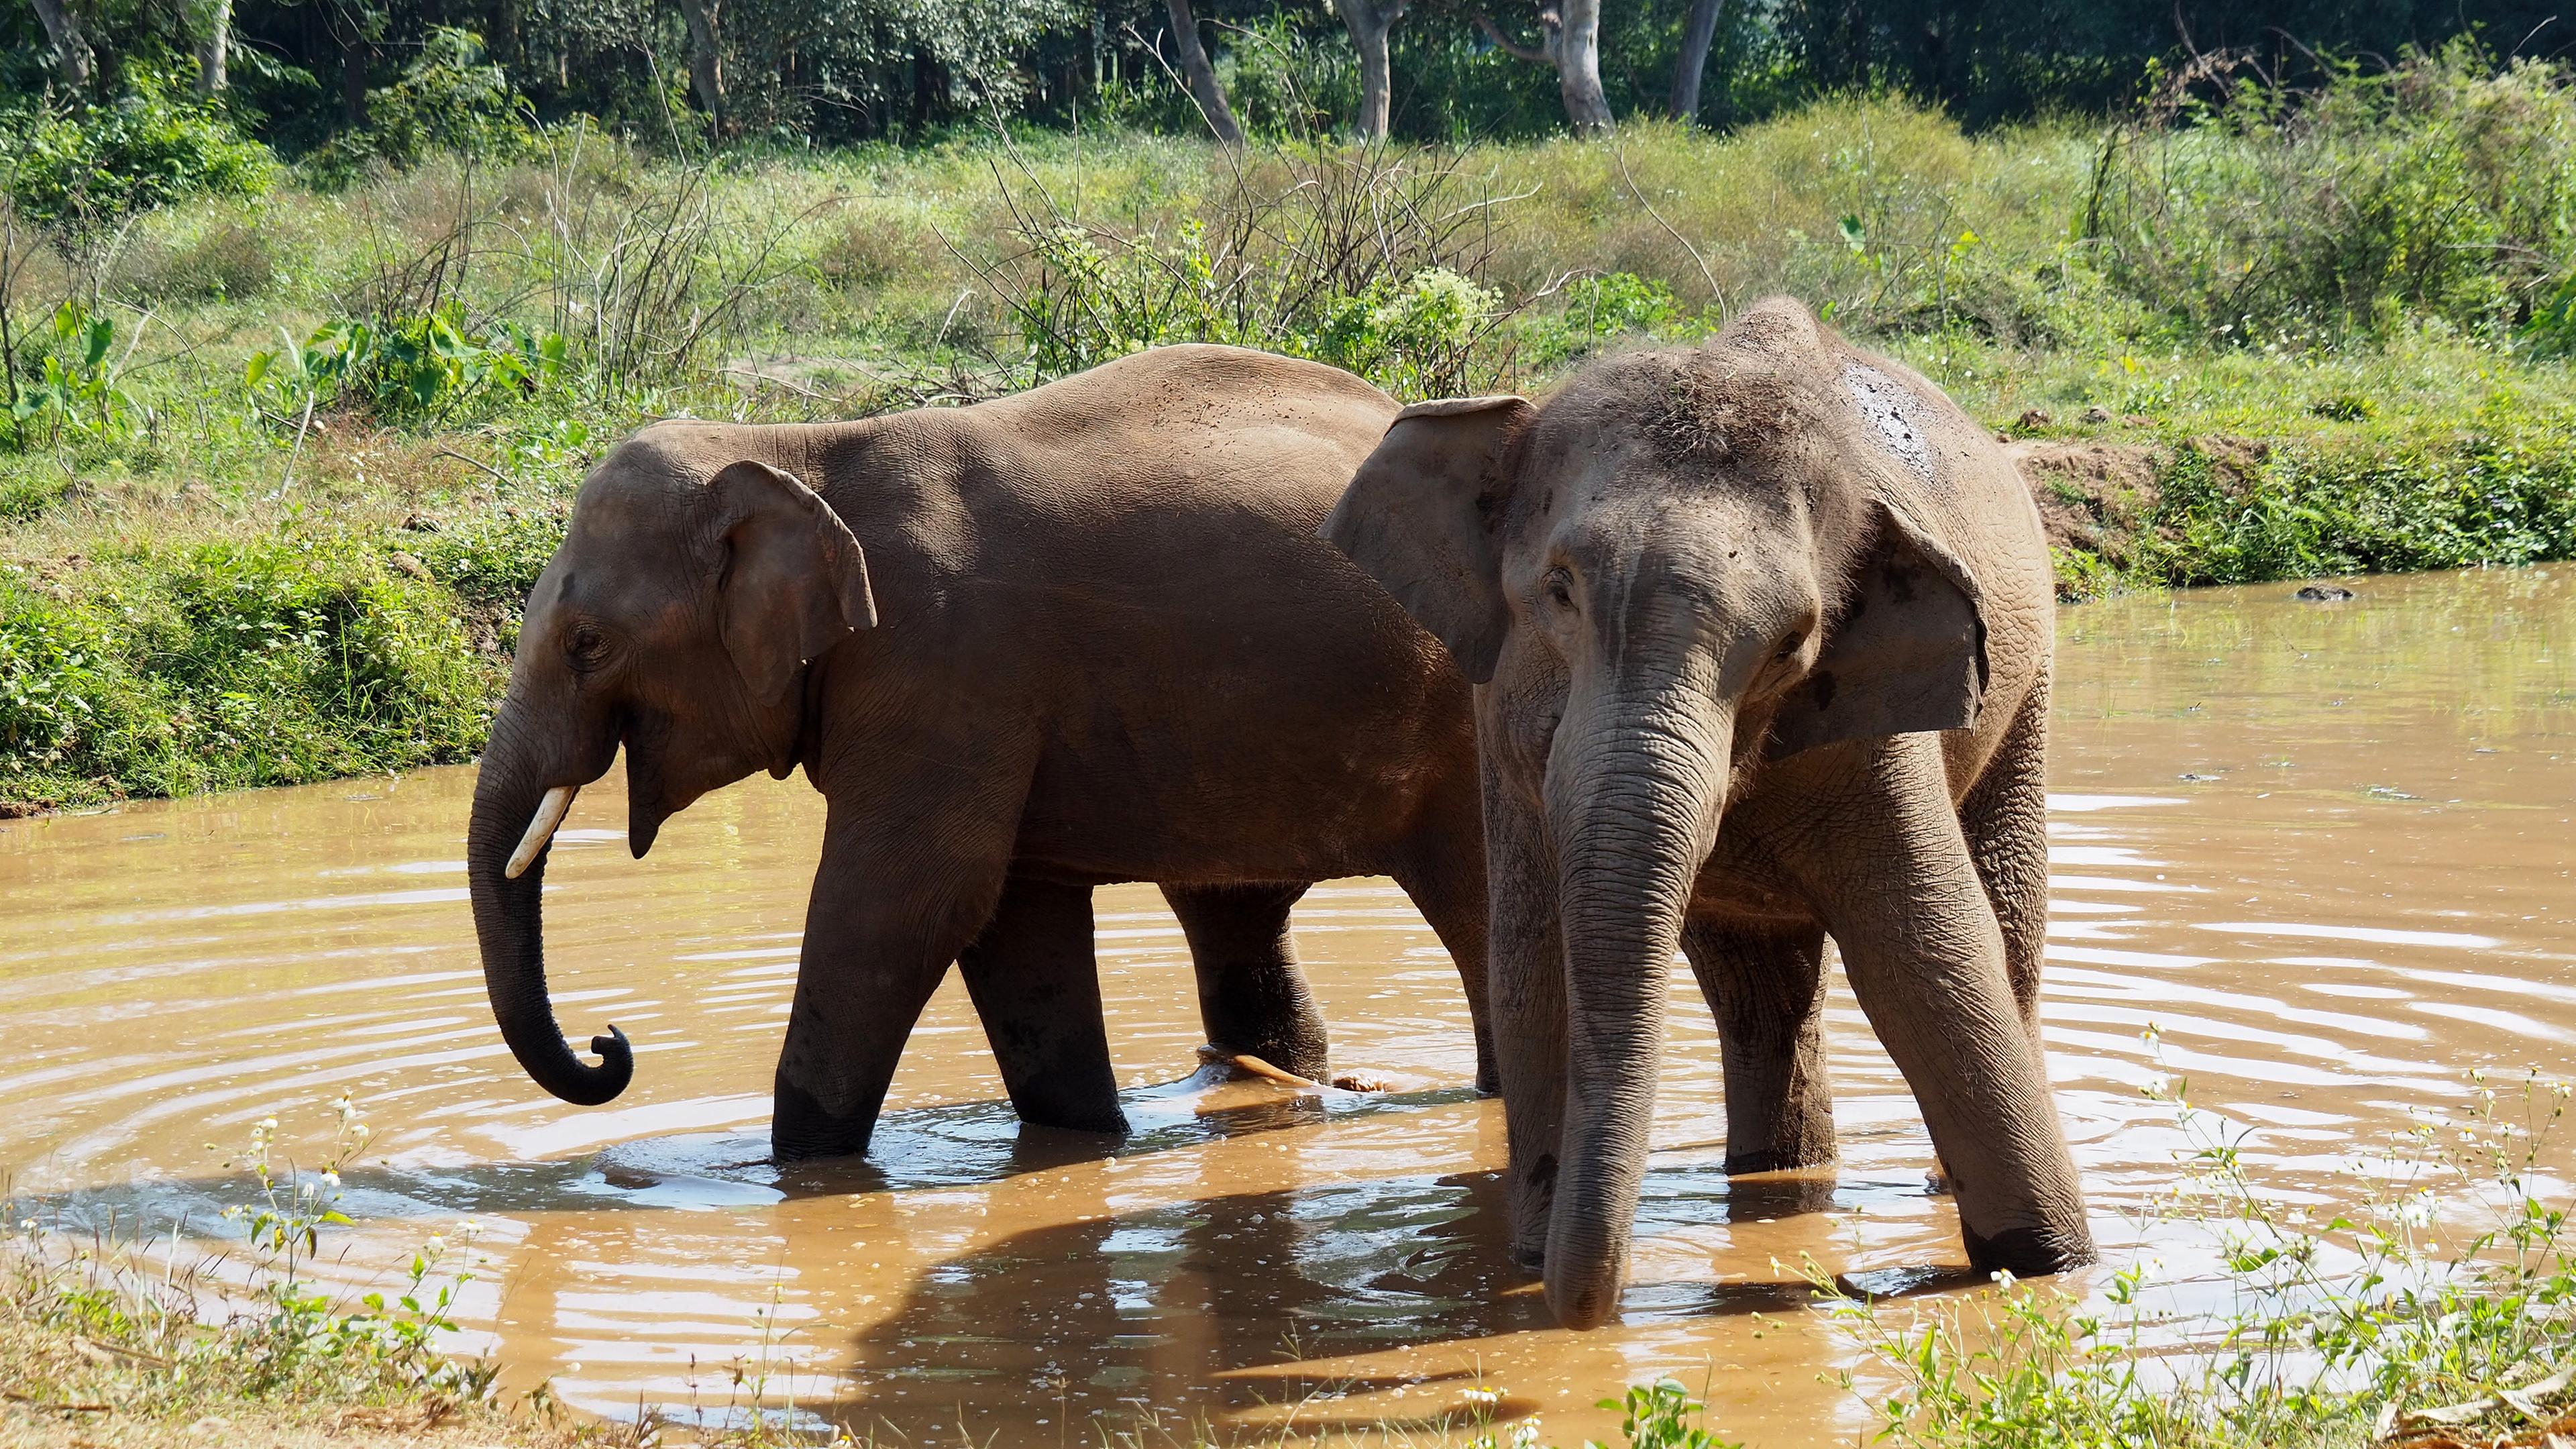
left=467, top=703, right=633, bottom=1106
left=1542, top=689, right=1733, bottom=1329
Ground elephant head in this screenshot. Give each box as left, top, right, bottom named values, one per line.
left=1323, top=299, right=1990, bottom=1326
left=468, top=424, right=876, bottom=1106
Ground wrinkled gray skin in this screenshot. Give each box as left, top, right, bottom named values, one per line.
left=466, top=345, right=1492, bottom=1161
left=1324, top=298, right=2094, bottom=1328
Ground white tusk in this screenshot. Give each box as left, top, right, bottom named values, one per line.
left=504, top=786, right=578, bottom=879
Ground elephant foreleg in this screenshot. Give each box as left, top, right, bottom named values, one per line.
left=1791, top=736, right=2093, bottom=1277
left=773, top=837, right=1006, bottom=1161
left=1682, top=918, right=1835, bottom=1174
left=958, top=874, right=1126, bottom=1135
left=1163, top=882, right=1328, bottom=1082
left=1958, top=674, right=2052, bottom=1059
left=1482, top=758, right=1567, bottom=1273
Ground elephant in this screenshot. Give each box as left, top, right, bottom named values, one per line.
left=466, top=344, right=1493, bottom=1161
left=1322, top=297, right=2094, bottom=1328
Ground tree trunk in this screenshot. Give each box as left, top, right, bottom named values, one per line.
left=675, top=0, right=726, bottom=136
left=29, top=0, right=96, bottom=93
left=1553, top=0, right=1612, bottom=133
left=1666, top=0, right=1725, bottom=123
left=1163, top=0, right=1244, bottom=146
left=1332, top=0, right=1405, bottom=140
left=338, top=21, right=369, bottom=127
left=194, top=0, right=232, bottom=95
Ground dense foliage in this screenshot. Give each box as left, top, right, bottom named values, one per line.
left=0, top=44, right=2574, bottom=812
left=0, top=0, right=2563, bottom=153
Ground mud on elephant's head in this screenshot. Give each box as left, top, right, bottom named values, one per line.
left=1324, top=297, right=1997, bottom=1326
left=467, top=423, right=876, bottom=1106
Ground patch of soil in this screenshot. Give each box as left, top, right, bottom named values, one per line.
left=2007, top=440, right=2166, bottom=565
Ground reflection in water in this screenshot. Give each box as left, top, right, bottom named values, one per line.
left=3, top=566, right=2573, bottom=1444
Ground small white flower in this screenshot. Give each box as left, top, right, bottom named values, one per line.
left=424, top=1234, right=446, bottom=1254
left=1464, top=1387, right=1502, bottom=1407
left=321, top=1171, right=341, bottom=1189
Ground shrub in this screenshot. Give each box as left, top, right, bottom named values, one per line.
left=2086, top=46, right=2576, bottom=345
left=1517, top=272, right=1702, bottom=368
left=0, top=535, right=497, bottom=813
left=981, top=144, right=1522, bottom=397
left=105, top=210, right=288, bottom=303
left=2133, top=420, right=2576, bottom=587
left=246, top=304, right=568, bottom=427
left=0, top=85, right=276, bottom=238
left=305, top=28, right=534, bottom=178
left=5, top=300, right=144, bottom=450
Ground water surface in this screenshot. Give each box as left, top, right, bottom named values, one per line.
left=4, top=566, right=2573, bottom=1442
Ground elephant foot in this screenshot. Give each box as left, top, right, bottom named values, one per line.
left=769, top=1080, right=883, bottom=1162
left=1019, top=1101, right=1130, bottom=1136
left=1963, top=1219, right=2096, bottom=1279
left=1725, top=1142, right=1839, bottom=1175
left=1189, top=1043, right=1324, bottom=1088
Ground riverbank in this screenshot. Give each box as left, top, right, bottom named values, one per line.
left=8, top=336, right=2570, bottom=818
left=7, top=58, right=2575, bottom=814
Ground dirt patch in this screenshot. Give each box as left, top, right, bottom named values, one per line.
left=2008, top=440, right=2167, bottom=565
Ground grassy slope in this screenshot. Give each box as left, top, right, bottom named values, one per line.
left=3, top=97, right=2573, bottom=814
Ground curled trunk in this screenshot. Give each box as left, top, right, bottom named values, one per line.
left=1540, top=698, right=1731, bottom=1327
left=468, top=717, right=633, bottom=1106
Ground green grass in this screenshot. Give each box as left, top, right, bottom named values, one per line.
left=1804, top=1063, right=2576, bottom=1449
left=5, top=56, right=2576, bottom=812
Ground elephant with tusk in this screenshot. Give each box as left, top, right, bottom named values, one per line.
left=1323, top=297, right=2094, bottom=1328
left=467, top=344, right=1494, bottom=1156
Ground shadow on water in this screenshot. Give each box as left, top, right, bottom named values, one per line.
left=15, top=1069, right=1486, bottom=1223
left=772, top=1168, right=1956, bottom=1438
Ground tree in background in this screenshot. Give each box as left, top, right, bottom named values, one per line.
left=1165, top=0, right=1244, bottom=143
left=1474, top=0, right=1609, bottom=133
left=1664, top=0, right=1723, bottom=119
left=1332, top=0, right=1405, bottom=137
left=3, top=0, right=2563, bottom=150
left=32, top=0, right=98, bottom=91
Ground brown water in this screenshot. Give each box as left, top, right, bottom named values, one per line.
left=5, top=566, right=2574, bottom=1444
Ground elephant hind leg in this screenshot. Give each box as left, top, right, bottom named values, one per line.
left=1958, top=674, right=2052, bottom=1055
left=958, top=874, right=1126, bottom=1135
left=1163, top=882, right=1328, bottom=1082
left=1682, top=918, right=1836, bottom=1174
left=1391, top=849, right=1499, bottom=1097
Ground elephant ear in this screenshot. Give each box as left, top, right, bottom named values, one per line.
left=1322, top=395, right=1534, bottom=684
left=1767, top=499, right=1988, bottom=760
left=710, top=460, right=878, bottom=704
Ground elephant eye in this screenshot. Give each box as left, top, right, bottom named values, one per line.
left=1544, top=568, right=1576, bottom=610
left=566, top=622, right=612, bottom=672
left=1775, top=630, right=1805, bottom=661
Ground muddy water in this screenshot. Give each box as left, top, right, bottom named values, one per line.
left=4, top=566, right=2574, bottom=1443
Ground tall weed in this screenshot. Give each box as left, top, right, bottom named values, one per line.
left=2086, top=46, right=2576, bottom=347
left=1810, top=1061, right=2576, bottom=1448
